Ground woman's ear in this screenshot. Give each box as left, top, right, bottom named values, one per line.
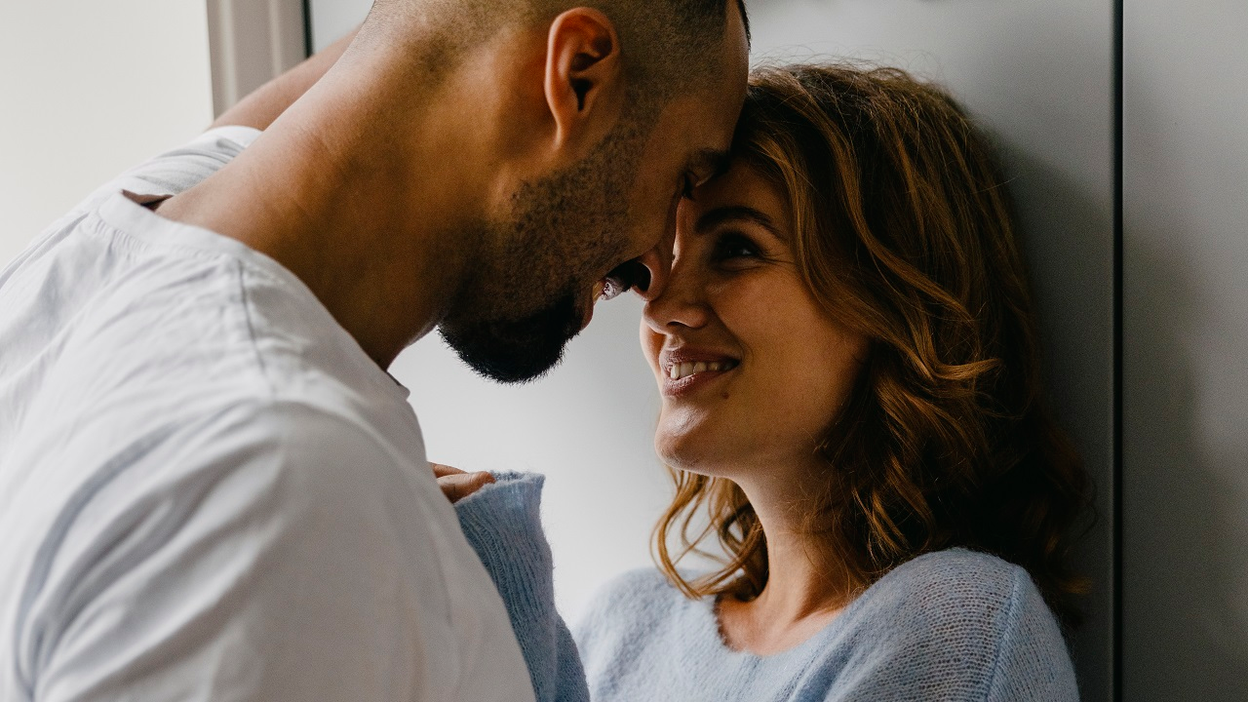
left=543, top=8, right=624, bottom=150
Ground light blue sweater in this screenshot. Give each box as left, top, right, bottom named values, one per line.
left=455, top=472, right=1080, bottom=701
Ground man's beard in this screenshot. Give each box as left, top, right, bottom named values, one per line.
left=439, top=116, right=647, bottom=384
left=438, top=288, right=580, bottom=383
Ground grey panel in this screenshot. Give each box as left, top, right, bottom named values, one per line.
left=207, top=0, right=306, bottom=116
left=1123, top=0, right=1248, bottom=698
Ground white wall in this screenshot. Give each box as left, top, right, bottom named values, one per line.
left=1123, top=0, right=1248, bottom=697
left=0, top=1, right=215, bottom=267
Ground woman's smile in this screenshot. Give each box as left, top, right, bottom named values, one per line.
left=659, top=346, right=741, bottom=397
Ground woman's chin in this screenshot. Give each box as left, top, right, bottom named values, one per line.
left=654, top=429, right=730, bottom=476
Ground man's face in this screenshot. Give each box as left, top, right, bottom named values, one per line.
left=439, top=4, right=750, bottom=383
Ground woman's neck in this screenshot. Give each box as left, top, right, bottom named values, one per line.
left=716, top=473, right=858, bottom=656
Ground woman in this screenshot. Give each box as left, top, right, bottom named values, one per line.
left=444, top=63, right=1089, bottom=701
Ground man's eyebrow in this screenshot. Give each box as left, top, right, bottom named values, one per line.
left=695, top=205, right=786, bottom=239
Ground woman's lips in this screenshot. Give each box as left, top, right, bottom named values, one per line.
left=659, top=355, right=739, bottom=398
left=661, top=364, right=736, bottom=397
left=667, top=359, right=737, bottom=380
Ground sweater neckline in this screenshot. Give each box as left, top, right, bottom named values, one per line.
left=695, top=587, right=869, bottom=662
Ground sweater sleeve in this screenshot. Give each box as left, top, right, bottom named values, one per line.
left=454, top=472, right=590, bottom=702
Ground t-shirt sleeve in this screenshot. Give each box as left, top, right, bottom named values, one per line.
left=22, top=403, right=459, bottom=702
left=454, top=473, right=591, bottom=702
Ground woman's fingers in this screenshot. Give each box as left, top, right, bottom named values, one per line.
left=430, top=462, right=495, bottom=502
left=435, top=469, right=496, bottom=503
left=430, top=461, right=466, bottom=478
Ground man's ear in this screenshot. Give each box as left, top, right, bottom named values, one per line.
left=543, top=8, right=624, bottom=150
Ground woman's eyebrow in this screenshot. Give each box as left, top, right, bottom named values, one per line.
left=695, top=205, right=787, bottom=240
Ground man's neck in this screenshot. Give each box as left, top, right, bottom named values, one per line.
left=156, top=62, right=489, bottom=369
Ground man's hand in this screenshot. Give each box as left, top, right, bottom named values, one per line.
left=431, top=462, right=496, bottom=503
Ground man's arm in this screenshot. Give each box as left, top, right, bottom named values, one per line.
left=210, top=28, right=359, bottom=131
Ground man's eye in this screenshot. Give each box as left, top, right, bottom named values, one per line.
left=601, top=259, right=651, bottom=300
left=711, top=232, right=760, bottom=261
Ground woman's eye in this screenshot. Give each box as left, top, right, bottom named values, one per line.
left=711, top=232, right=761, bottom=262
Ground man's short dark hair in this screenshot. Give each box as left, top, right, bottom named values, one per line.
left=590, top=0, right=750, bottom=104
left=367, top=0, right=749, bottom=110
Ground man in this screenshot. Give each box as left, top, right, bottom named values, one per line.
left=0, top=0, right=749, bottom=699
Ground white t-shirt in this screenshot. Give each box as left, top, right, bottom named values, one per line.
left=0, top=128, right=536, bottom=702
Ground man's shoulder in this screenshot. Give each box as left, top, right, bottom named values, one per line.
left=75, top=126, right=262, bottom=217
left=49, top=398, right=415, bottom=541
left=163, top=397, right=422, bottom=507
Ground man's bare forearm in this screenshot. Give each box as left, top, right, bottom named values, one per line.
left=211, top=28, right=359, bottom=132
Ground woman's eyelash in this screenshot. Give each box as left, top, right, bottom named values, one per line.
left=712, top=232, right=761, bottom=260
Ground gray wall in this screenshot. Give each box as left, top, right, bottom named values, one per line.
left=1123, top=0, right=1248, bottom=697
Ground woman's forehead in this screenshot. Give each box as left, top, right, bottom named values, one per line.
left=681, top=162, right=791, bottom=236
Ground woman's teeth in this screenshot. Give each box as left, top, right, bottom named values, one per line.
left=668, top=360, right=736, bottom=380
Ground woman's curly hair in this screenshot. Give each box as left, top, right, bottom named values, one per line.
left=654, top=63, right=1092, bottom=627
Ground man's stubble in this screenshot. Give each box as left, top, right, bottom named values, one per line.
left=438, top=114, right=650, bottom=383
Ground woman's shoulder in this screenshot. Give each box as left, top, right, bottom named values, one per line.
left=838, top=548, right=1076, bottom=696
left=878, top=548, right=1028, bottom=595
left=855, top=548, right=1047, bottom=627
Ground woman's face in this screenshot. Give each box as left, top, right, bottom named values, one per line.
left=641, top=162, right=869, bottom=481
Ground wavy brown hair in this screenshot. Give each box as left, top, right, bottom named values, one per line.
left=653, top=64, right=1091, bottom=627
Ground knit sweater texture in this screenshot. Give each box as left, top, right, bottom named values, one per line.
left=454, top=472, right=1080, bottom=701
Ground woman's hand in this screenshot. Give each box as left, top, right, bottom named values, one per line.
left=430, top=462, right=495, bottom=503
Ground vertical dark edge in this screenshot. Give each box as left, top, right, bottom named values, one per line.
left=302, top=0, right=315, bottom=58
left=1112, top=0, right=1125, bottom=699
